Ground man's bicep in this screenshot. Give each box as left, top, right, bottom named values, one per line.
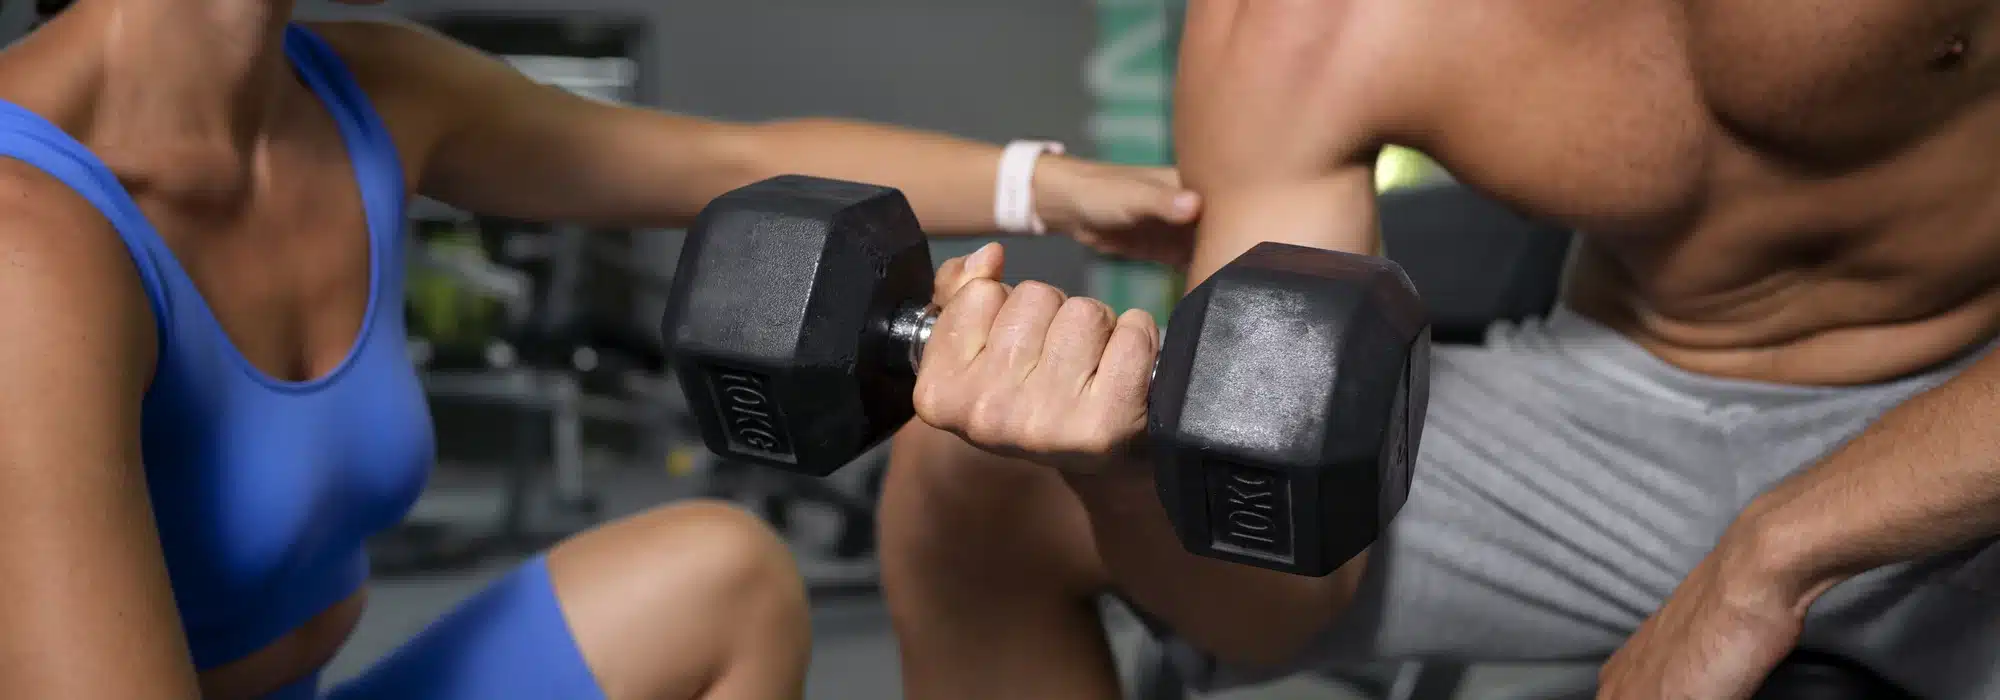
left=1176, top=0, right=1390, bottom=181
left=1175, top=0, right=1420, bottom=280
left=1183, top=171, right=1382, bottom=286
left=0, top=168, right=195, bottom=697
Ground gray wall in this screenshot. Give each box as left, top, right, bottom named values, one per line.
left=0, top=0, right=1099, bottom=292
left=383, top=0, right=1099, bottom=293
left=0, top=3, right=24, bottom=34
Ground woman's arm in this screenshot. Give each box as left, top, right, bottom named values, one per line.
left=321, top=21, right=1193, bottom=241
left=0, top=163, right=192, bottom=698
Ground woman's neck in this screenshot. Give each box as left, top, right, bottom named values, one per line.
left=76, top=0, right=297, bottom=198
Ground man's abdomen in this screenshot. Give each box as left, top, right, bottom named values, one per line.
left=1560, top=183, right=2000, bottom=388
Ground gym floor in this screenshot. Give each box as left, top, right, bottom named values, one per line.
left=330, top=461, right=1595, bottom=699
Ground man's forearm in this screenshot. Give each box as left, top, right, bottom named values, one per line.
left=1062, top=178, right=1382, bottom=664
left=1736, top=350, right=2000, bottom=607
left=1062, top=470, right=1364, bottom=669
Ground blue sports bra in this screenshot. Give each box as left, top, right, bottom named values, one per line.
left=0, top=25, right=434, bottom=669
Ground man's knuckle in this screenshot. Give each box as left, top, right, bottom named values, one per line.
left=1072, top=419, right=1123, bottom=456
left=1020, top=409, right=1066, bottom=446
left=1056, top=296, right=1099, bottom=322
left=1013, top=280, right=1066, bottom=305
left=959, top=278, right=996, bottom=296
left=911, top=380, right=955, bottom=423
left=966, top=393, right=1014, bottom=432
left=964, top=412, right=1018, bottom=450
left=1089, top=297, right=1117, bottom=319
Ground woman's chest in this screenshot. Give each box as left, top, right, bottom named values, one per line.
left=138, top=347, right=435, bottom=593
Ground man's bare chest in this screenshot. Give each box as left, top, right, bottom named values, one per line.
left=1414, top=0, right=2000, bottom=241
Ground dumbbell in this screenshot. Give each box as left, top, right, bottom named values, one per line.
left=663, top=175, right=1431, bottom=576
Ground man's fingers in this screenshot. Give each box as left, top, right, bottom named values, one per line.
left=982, top=281, right=1067, bottom=379
left=925, top=278, right=1010, bottom=371
left=1031, top=296, right=1118, bottom=394
left=933, top=242, right=1006, bottom=304
left=1086, top=308, right=1159, bottom=407
left=933, top=256, right=966, bottom=302
left=965, top=240, right=1006, bottom=279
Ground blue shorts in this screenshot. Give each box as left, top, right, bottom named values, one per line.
left=266, top=555, right=606, bottom=700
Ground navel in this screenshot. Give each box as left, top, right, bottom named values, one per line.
left=1929, top=33, right=1970, bottom=72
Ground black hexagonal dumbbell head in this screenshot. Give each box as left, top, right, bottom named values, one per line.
left=1148, top=242, right=1431, bottom=577
left=664, top=175, right=935, bottom=476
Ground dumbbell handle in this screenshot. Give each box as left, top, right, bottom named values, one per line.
left=888, top=302, right=942, bottom=372
left=890, top=302, right=1160, bottom=381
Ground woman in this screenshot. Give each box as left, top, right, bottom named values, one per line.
left=0, top=1, right=1197, bottom=698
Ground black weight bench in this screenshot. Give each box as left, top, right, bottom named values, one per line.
left=1377, top=182, right=1573, bottom=343
left=1127, top=182, right=1918, bottom=700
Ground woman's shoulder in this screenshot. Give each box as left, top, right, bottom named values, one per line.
left=0, top=158, right=156, bottom=374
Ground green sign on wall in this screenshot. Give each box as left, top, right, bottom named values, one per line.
left=1086, top=0, right=1184, bottom=321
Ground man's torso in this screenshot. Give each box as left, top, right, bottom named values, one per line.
left=1380, top=0, right=2000, bottom=385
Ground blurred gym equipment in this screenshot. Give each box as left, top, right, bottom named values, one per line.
left=374, top=209, right=677, bottom=577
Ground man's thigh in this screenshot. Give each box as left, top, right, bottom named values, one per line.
left=1151, top=316, right=1727, bottom=690
left=1167, top=308, right=2000, bottom=695
left=1309, top=320, right=1745, bottom=665
left=1160, top=311, right=1797, bottom=690
left=1736, top=380, right=2000, bottom=699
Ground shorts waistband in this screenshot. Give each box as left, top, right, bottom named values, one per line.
left=1523, top=306, right=1995, bottom=412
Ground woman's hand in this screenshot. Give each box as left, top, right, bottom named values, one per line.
left=1033, top=157, right=1201, bottom=268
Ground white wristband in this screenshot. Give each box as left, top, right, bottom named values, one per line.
left=994, top=140, right=1065, bottom=234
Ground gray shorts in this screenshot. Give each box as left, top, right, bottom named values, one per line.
left=1156, top=307, right=2000, bottom=699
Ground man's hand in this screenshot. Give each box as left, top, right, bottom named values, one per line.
left=1599, top=532, right=1810, bottom=700
left=1033, top=158, right=1200, bottom=267
left=911, top=243, right=1158, bottom=473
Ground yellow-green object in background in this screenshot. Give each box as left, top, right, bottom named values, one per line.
left=667, top=446, right=700, bottom=477
left=407, top=219, right=499, bottom=348
left=1376, top=145, right=1441, bottom=193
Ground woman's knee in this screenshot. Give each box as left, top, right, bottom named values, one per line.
left=553, top=500, right=807, bottom=638
left=637, top=500, right=802, bottom=608
left=551, top=501, right=808, bottom=699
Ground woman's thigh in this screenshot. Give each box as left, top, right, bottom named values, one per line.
left=323, top=554, right=604, bottom=700
left=321, top=501, right=806, bottom=700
